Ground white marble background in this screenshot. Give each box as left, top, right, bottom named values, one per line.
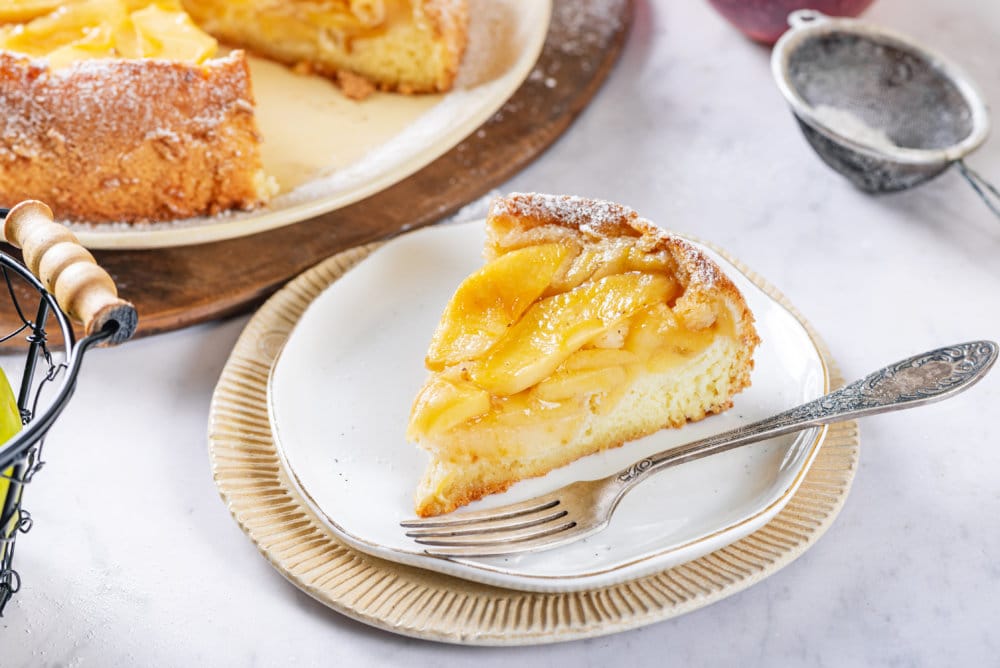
left=4, top=0, right=999, bottom=665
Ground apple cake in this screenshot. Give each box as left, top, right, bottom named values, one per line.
left=0, top=0, right=273, bottom=222
left=407, top=193, right=761, bottom=517
left=0, top=0, right=468, bottom=222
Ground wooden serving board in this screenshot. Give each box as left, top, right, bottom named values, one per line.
left=0, top=0, right=633, bottom=348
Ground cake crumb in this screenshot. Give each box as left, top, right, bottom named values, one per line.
left=336, top=70, right=377, bottom=101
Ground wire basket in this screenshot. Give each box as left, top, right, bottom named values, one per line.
left=0, top=201, right=136, bottom=615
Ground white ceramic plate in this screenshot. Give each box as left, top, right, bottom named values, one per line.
left=268, top=221, right=829, bottom=593
left=69, top=0, right=551, bottom=250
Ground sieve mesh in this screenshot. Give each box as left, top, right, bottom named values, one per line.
left=788, top=34, right=974, bottom=151
left=773, top=11, right=997, bottom=211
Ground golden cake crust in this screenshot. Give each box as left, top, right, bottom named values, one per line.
left=0, top=50, right=269, bottom=222
left=419, top=0, right=470, bottom=93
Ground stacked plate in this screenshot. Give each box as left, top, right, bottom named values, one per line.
left=208, top=221, right=860, bottom=645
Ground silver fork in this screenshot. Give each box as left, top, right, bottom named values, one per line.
left=401, top=341, right=998, bottom=558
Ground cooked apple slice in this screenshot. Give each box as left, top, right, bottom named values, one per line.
left=406, top=374, right=490, bottom=439
left=425, top=243, right=570, bottom=370
left=534, top=365, right=628, bottom=402
left=561, top=348, right=639, bottom=370
left=468, top=272, right=677, bottom=396
left=0, top=0, right=126, bottom=57
left=624, top=302, right=681, bottom=354
left=533, top=348, right=638, bottom=406
left=129, top=2, right=217, bottom=62
left=0, top=0, right=64, bottom=23
left=0, top=0, right=217, bottom=66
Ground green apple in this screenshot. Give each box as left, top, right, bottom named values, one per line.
left=0, top=368, right=23, bottom=565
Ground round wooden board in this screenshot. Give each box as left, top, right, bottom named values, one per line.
left=0, top=0, right=633, bottom=349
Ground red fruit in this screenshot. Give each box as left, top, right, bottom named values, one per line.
left=706, top=0, right=876, bottom=44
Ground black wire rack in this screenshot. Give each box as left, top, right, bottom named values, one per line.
left=0, top=206, right=122, bottom=615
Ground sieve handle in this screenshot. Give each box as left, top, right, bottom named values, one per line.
left=2, top=201, right=137, bottom=345
left=787, top=9, right=830, bottom=29
left=956, top=161, right=1000, bottom=222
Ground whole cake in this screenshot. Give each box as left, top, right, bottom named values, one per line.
left=0, top=0, right=468, bottom=222
left=407, top=193, right=761, bottom=517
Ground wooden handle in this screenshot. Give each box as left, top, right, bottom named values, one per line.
left=3, top=201, right=137, bottom=345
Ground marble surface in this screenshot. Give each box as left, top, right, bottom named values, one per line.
left=3, top=0, right=999, bottom=665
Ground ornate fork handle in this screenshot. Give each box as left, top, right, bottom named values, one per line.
left=403, top=341, right=997, bottom=559
left=614, top=341, right=998, bottom=488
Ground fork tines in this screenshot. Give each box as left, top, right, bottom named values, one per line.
left=400, top=496, right=581, bottom=557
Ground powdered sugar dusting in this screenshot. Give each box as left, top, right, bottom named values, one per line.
left=490, top=192, right=723, bottom=291
left=549, top=0, right=626, bottom=58
left=453, top=0, right=519, bottom=89
left=0, top=51, right=263, bottom=222
left=490, top=191, right=640, bottom=236
left=1, top=55, right=244, bottom=158
left=812, top=104, right=899, bottom=153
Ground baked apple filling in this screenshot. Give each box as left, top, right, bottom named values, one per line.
left=183, top=0, right=409, bottom=52
left=0, top=0, right=218, bottom=68
left=408, top=240, right=732, bottom=455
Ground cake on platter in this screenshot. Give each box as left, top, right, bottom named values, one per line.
left=0, top=0, right=469, bottom=222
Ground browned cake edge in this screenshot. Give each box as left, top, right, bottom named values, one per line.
left=419, top=0, right=470, bottom=93
left=0, top=50, right=269, bottom=222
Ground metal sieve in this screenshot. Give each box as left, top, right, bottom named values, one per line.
left=771, top=10, right=999, bottom=217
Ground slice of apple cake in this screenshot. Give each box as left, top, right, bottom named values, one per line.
left=407, top=193, right=761, bottom=517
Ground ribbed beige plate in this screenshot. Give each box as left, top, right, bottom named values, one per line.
left=208, top=239, right=859, bottom=645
